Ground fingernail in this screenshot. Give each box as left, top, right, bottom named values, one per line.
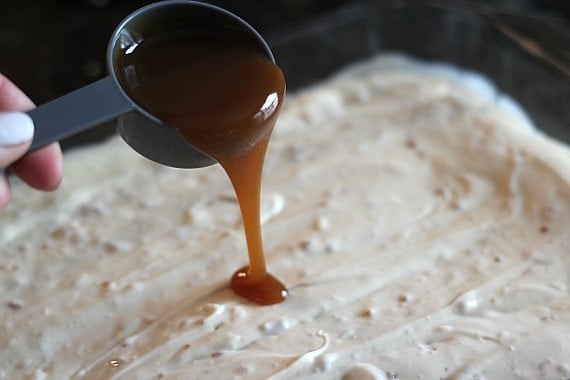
left=0, top=112, right=34, bottom=146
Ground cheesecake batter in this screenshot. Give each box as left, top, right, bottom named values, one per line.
left=1, top=55, right=569, bottom=379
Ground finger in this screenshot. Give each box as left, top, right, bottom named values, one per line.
left=0, top=142, right=31, bottom=170
left=0, top=73, right=64, bottom=192
left=11, top=143, right=63, bottom=191
left=0, top=73, right=35, bottom=111
left=0, top=112, right=34, bottom=168
left=0, top=172, right=11, bottom=210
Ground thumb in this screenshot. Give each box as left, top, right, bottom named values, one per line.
left=0, top=112, right=34, bottom=168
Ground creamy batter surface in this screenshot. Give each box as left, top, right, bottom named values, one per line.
left=1, top=55, right=570, bottom=379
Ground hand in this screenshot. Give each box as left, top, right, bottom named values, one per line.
left=0, top=73, right=63, bottom=210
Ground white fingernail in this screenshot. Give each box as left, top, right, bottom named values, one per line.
left=0, top=112, right=34, bottom=146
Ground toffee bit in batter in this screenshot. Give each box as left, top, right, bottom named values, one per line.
left=6, top=301, right=23, bottom=310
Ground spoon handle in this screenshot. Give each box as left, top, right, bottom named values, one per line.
left=27, top=76, right=133, bottom=151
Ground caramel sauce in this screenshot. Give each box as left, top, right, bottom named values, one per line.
left=116, top=27, right=287, bottom=305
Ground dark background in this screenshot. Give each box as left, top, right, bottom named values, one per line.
left=1, top=0, right=568, bottom=104
left=0, top=0, right=568, bottom=148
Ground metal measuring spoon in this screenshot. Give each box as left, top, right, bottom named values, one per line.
left=27, top=0, right=275, bottom=169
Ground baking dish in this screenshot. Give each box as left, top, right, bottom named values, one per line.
left=2, top=2, right=570, bottom=378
